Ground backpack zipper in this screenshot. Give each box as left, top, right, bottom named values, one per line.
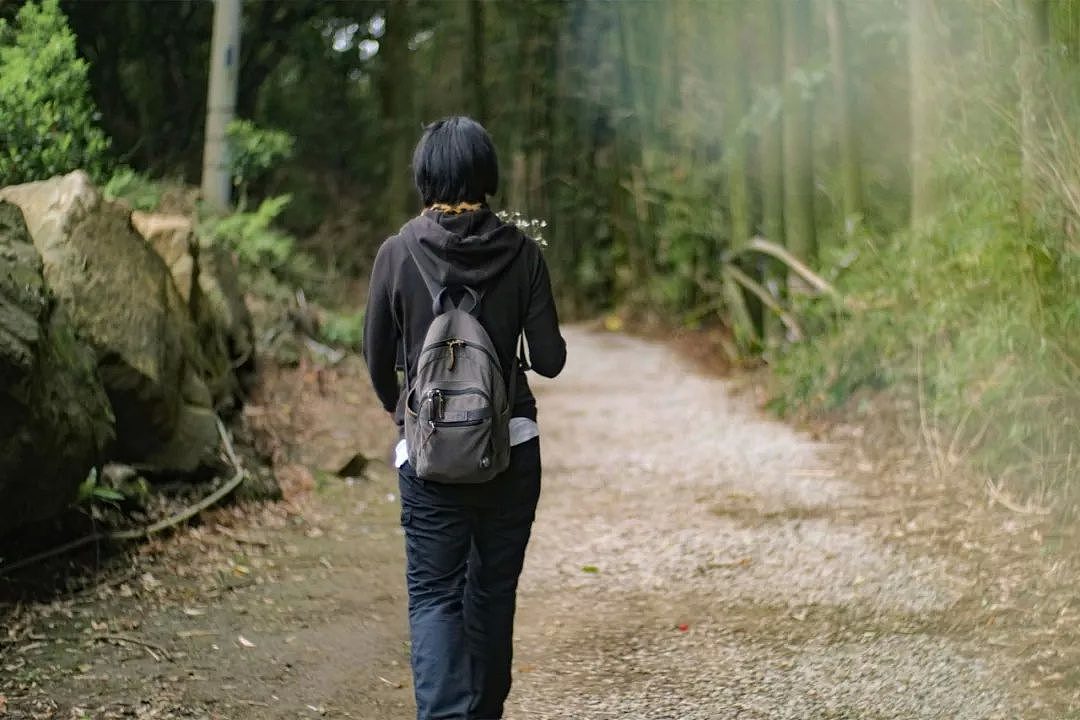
left=420, top=338, right=501, bottom=369
left=424, top=386, right=491, bottom=431
left=432, top=418, right=485, bottom=428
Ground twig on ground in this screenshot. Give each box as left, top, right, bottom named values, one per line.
left=946, top=404, right=977, bottom=466
left=378, top=675, right=403, bottom=688
left=985, top=478, right=1051, bottom=516
left=215, top=526, right=270, bottom=547
left=915, top=344, right=945, bottom=482
left=92, top=633, right=172, bottom=662
left=112, top=418, right=245, bottom=541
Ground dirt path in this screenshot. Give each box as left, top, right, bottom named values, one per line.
left=3, top=326, right=1075, bottom=719
left=509, top=329, right=1017, bottom=719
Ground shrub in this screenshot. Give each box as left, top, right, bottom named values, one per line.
left=0, top=0, right=110, bottom=185
left=771, top=156, right=1079, bottom=501
left=226, top=119, right=295, bottom=208
left=200, top=194, right=296, bottom=270
left=320, top=309, right=365, bottom=351
left=103, top=168, right=164, bottom=211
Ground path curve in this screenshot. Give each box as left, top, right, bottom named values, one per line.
left=507, top=326, right=1017, bottom=719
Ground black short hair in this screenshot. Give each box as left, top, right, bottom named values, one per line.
left=412, top=116, right=499, bottom=207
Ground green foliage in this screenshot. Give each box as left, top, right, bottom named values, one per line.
left=226, top=119, right=295, bottom=205
left=0, top=0, right=110, bottom=185
left=772, top=155, right=1079, bottom=495
left=201, top=195, right=296, bottom=270
left=103, top=168, right=163, bottom=211
left=199, top=194, right=319, bottom=312
left=320, top=309, right=365, bottom=351
left=77, top=467, right=150, bottom=508
left=37, top=0, right=1077, bottom=504
left=647, top=158, right=728, bottom=315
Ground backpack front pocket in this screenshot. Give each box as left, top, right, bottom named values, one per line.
left=411, top=386, right=501, bottom=482
left=427, top=387, right=490, bottom=425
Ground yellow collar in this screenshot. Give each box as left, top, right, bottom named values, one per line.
left=426, top=202, right=483, bottom=215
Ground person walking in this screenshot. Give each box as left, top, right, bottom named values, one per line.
left=363, top=116, right=566, bottom=720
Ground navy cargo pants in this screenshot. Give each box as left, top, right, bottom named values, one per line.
left=398, top=437, right=541, bottom=720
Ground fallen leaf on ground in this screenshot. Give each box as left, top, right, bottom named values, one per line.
left=581, top=565, right=599, bottom=574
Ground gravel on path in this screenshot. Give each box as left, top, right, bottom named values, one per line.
left=507, top=327, right=1024, bottom=720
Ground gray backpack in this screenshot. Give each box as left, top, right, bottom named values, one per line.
left=403, top=257, right=521, bottom=484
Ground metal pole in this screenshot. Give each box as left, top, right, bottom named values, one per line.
left=201, top=0, right=241, bottom=212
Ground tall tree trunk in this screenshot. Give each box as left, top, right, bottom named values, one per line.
left=723, top=2, right=759, bottom=349
left=909, top=0, right=935, bottom=226
left=1020, top=0, right=1050, bottom=219
left=615, top=2, right=654, bottom=303
left=380, top=0, right=414, bottom=226
left=759, top=0, right=785, bottom=248
left=782, top=0, right=817, bottom=270
left=467, top=0, right=487, bottom=123
left=724, top=4, right=751, bottom=248
left=756, top=0, right=786, bottom=344
left=825, top=0, right=863, bottom=228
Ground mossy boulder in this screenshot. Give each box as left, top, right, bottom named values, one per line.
left=0, top=201, right=114, bottom=530
left=0, top=172, right=217, bottom=473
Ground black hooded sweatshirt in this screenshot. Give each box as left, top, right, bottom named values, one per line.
left=363, top=208, right=566, bottom=428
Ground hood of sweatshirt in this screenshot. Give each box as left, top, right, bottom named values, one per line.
left=400, top=208, right=526, bottom=291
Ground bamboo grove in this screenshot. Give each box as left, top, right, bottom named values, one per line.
left=14, top=0, right=1078, bottom=500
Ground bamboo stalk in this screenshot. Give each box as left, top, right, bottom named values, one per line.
left=729, top=236, right=840, bottom=299
left=724, top=264, right=804, bottom=341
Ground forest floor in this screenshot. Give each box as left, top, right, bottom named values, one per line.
left=3, top=326, right=1080, bottom=719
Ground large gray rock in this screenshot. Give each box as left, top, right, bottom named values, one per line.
left=130, top=211, right=254, bottom=410
left=0, top=201, right=114, bottom=530
left=0, top=172, right=217, bottom=473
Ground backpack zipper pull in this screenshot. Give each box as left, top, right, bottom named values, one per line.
left=428, top=389, right=440, bottom=433
left=448, top=340, right=461, bottom=371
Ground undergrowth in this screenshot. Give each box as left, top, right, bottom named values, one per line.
left=103, top=167, right=163, bottom=210
left=771, top=157, right=1079, bottom=510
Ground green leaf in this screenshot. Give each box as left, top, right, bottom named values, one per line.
left=91, top=487, right=125, bottom=502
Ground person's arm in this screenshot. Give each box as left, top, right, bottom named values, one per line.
left=523, top=249, right=566, bottom=378
left=363, top=242, right=401, bottom=413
